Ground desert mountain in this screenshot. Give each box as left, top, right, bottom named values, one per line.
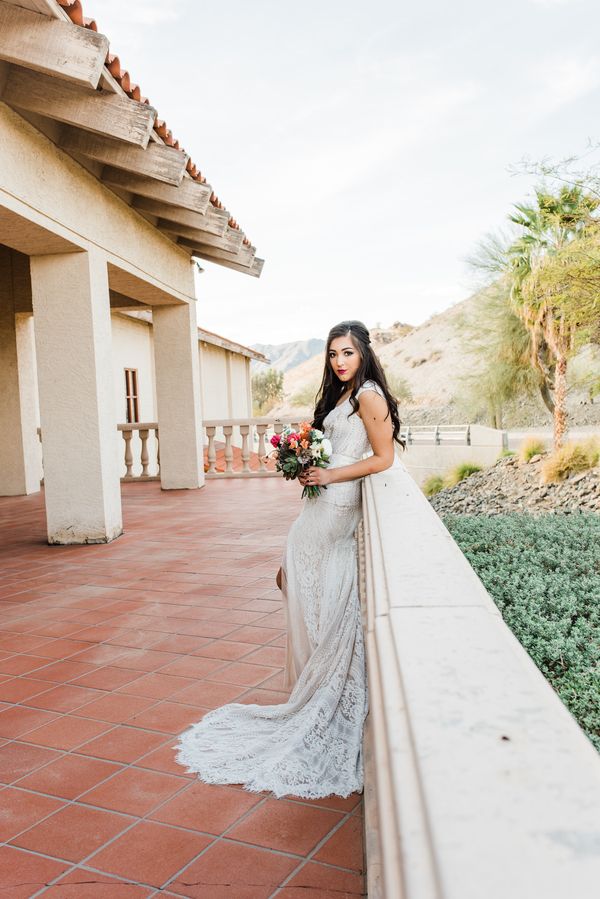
left=251, top=338, right=325, bottom=373
left=265, top=299, right=473, bottom=422
left=266, top=296, right=600, bottom=428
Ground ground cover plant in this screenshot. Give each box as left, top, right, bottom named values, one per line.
left=443, top=512, right=600, bottom=750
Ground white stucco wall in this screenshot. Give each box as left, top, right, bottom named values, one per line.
left=199, top=342, right=230, bottom=418
left=111, top=313, right=156, bottom=423
left=230, top=354, right=249, bottom=418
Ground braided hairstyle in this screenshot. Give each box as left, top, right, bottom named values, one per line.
left=312, top=320, right=405, bottom=447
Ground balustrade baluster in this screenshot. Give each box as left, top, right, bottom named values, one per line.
left=139, top=429, right=149, bottom=476
left=155, top=428, right=160, bottom=475
left=240, top=424, right=251, bottom=472
left=223, top=425, right=234, bottom=472
left=256, top=423, right=268, bottom=470
left=206, top=426, right=217, bottom=473
left=123, top=429, right=133, bottom=478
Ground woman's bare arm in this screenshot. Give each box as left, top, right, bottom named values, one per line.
left=304, top=391, right=395, bottom=486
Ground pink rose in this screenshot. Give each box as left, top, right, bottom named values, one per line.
left=270, top=434, right=281, bottom=447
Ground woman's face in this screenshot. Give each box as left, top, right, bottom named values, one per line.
left=328, top=333, right=362, bottom=387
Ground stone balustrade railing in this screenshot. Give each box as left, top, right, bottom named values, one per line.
left=358, top=460, right=600, bottom=899
left=115, top=417, right=305, bottom=481
left=117, top=423, right=160, bottom=480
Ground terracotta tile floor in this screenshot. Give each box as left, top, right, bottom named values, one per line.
left=0, top=480, right=365, bottom=897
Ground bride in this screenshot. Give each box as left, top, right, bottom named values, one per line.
left=176, top=320, right=403, bottom=799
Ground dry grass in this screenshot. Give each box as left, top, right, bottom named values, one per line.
left=519, top=436, right=547, bottom=463
left=541, top=439, right=600, bottom=483
left=445, top=462, right=483, bottom=487
left=423, top=475, right=445, bottom=497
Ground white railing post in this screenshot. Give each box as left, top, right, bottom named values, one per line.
left=139, top=428, right=150, bottom=477
left=239, top=424, right=251, bottom=472
left=223, top=425, right=234, bottom=472
left=205, top=425, right=217, bottom=473
left=256, top=423, right=268, bottom=471
left=122, top=428, right=133, bottom=479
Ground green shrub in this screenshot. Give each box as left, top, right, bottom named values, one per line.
left=444, top=513, right=600, bottom=751
left=541, top=439, right=600, bottom=483
left=519, top=436, right=546, bottom=462
left=423, top=475, right=445, bottom=497
left=291, top=382, right=319, bottom=408
left=384, top=370, right=413, bottom=403
left=498, top=448, right=516, bottom=459
left=445, top=462, right=482, bottom=487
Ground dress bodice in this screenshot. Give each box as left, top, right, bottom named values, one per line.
left=322, top=379, right=385, bottom=462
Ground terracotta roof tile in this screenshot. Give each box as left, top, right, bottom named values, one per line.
left=54, top=0, right=253, bottom=245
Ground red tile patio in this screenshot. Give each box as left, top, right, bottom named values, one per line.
left=0, top=480, right=365, bottom=897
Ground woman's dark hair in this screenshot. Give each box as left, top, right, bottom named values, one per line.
left=312, top=320, right=405, bottom=447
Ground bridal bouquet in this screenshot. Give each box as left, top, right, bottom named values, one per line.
left=270, top=421, right=332, bottom=498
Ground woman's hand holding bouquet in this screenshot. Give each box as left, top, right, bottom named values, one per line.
left=269, top=422, right=332, bottom=499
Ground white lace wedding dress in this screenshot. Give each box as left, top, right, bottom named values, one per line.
left=176, top=380, right=391, bottom=799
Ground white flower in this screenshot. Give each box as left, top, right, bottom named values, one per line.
left=312, top=428, right=323, bottom=438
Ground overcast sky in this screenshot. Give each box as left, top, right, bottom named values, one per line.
left=97, top=0, right=600, bottom=345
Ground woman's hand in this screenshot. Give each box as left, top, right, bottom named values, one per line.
left=303, top=466, right=331, bottom=487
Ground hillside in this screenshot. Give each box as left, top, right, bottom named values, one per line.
left=251, top=338, right=325, bottom=373
left=267, top=296, right=600, bottom=428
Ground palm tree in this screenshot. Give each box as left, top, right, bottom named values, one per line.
left=506, top=186, right=599, bottom=448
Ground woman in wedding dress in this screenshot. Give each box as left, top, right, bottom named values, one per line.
left=176, top=320, right=404, bottom=799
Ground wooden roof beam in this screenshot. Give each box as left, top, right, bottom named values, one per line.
left=2, top=67, right=157, bottom=147
left=132, top=196, right=228, bottom=237
left=190, top=250, right=265, bottom=278
left=0, top=2, right=108, bottom=88
left=61, top=126, right=188, bottom=185
left=102, top=167, right=212, bottom=214
left=179, top=239, right=255, bottom=266
left=159, top=221, right=244, bottom=254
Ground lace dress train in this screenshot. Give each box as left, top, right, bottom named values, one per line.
left=175, top=381, right=385, bottom=798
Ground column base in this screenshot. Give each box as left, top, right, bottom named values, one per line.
left=48, top=525, right=124, bottom=546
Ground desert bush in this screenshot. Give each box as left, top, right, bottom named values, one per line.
left=423, top=475, right=445, bottom=497
left=519, top=436, right=546, bottom=462
left=541, top=439, right=600, bottom=483
left=384, top=370, right=413, bottom=403
left=498, top=448, right=516, bottom=459
left=444, top=513, right=600, bottom=750
left=291, top=382, right=319, bottom=408
left=445, top=462, right=482, bottom=487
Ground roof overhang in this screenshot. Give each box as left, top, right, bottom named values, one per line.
left=0, top=0, right=263, bottom=277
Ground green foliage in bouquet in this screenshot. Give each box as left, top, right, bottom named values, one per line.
left=444, top=513, right=600, bottom=751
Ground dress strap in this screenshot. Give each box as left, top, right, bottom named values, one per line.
left=356, top=379, right=385, bottom=398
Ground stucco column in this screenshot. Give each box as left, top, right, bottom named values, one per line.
left=153, top=302, right=204, bottom=489
left=245, top=356, right=253, bottom=416
left=30, top=250, right=123, bottom=544
left=0, top=248, right=40, bottom=495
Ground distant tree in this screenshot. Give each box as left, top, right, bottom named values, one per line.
left=507, top=186, right=599, bottom=447
left=252, top=368, right=284, bottom=415
left=470, top=184, right=600, bottom=447
left=454, top=284, right=542, bottom=428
